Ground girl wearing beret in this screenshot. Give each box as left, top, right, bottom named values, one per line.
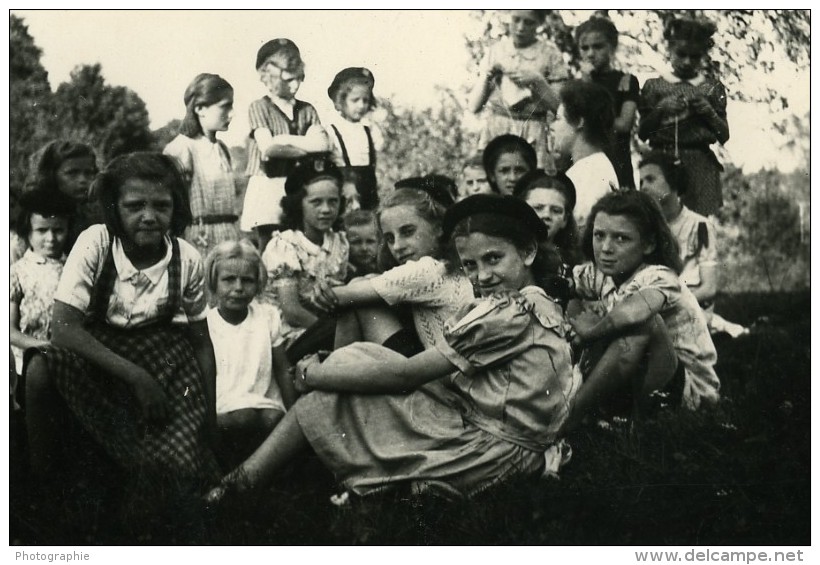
left=241, top=38, right=330, bottom=253
left=326, top=67, right=384, bottom=211
left=206, top=194, right=577, bottom=502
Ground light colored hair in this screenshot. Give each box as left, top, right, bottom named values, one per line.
left=204, top=239, right=267, bottom=298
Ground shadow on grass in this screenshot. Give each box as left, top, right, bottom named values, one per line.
left=10, top=291, right=810, bottom=545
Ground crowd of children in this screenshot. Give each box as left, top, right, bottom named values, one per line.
left=11, top=12, right=746, bottom=517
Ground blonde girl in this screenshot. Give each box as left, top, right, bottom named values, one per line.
left=326, top=67, right=383, bottom=210
left=205, top=240, right=293, bottom=465
left=241, top=38, right=329, bottom=252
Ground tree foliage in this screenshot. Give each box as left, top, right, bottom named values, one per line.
left=466, top=10, right=809, bottom=113
left=9, top=15, right=53, bottom=198
left=52, top=64, right=154, bottom=163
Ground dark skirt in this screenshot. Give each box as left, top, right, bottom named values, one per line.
left=37, top=323, right=220, bottom=482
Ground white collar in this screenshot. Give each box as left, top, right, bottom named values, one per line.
left=270, top=96, right=296, bottom=119
left=23, top=248, right=65, bottom=265
left=112, top=235, right=173, bottom=285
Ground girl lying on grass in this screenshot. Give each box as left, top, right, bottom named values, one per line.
left=205, top=194, right=577, bottom=501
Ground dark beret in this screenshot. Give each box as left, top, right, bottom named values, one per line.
left=512, top=169, right=577, bottom=211
left=284, top=157, right=343, bottom=195
left=256, top=38, right=299, bottom=70
left=482, top=134, right=537, bottom=172
left=442, top=193, right=549, bottom=241
left=327, top=67, right=375, bottom=101
left=394, top=174, right=456, bottom=208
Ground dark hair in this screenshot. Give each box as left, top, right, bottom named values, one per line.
left=280, top=168, right=345, bottom=232
left=447, top=212, right=563, bottom=297
left=24, top=140, right=98, bottom=195
left=582, top=191, right=682, bottom=274
left=513, top=170, right=582, bottom=267
left=343, top=209, right=377, bottom=230
left=663, top=17, right=717, bottom=52
left=179, top=73, right=233, bottom=138
left=376, top=187, right=447, bottom=272
left=574, top=16, right=619, bottom=47
left=93, top=152, right=192, bottom=239
left=639, top=151, right=689, bottom=196
left=559, top=80, right=615, bottom=151
left=482, top=135, right=538, bottom=193
left=15, top=188, right=76, bottom=243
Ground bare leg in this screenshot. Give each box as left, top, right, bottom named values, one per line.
left=334, top=310, right=363, bottom=349
left=563, top=315, right=677, bottom=432
left=227, top=408, right=309, bottom=491
left=335, top=304, right=405, bottom=349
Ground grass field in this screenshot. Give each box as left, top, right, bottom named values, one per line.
left=9, top=291, right=811, bottom=546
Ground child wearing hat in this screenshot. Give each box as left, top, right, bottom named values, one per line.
left=326, top=67, right=383, bottom=211
left=241, top=38, right=330, bottom=253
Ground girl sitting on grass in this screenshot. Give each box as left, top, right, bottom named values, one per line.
left=564, top=190, right=719, bottom=432
left=205, top=194, right=577, bottom=501
left=205, top=240, right=294, bottom=467
left=24, top=153, right=219, bottom=489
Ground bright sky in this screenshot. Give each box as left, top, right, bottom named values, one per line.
left=11, top=8, right=811, bottom=172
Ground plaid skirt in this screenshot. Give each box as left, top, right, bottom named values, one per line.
left=41, top=323, right=220, bottom=482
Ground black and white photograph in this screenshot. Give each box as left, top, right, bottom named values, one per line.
left=7, top=7, right=812, bottom=551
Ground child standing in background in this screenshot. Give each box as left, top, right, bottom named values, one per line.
left=12, top=140, right=99, bottom=263
left=10, top=190, right=74, bottom=390
left=575, top=16, right=640, bottom=189
left=205, top=240, right=293, bottom=466
left=164, top=73, right=239, bottom=260
left=550, top=80, right=618, bottom=224
left=241, top=38, right=330, bottom=252
left=469, top=10, right=569, bottom=171
left=638, top=17, right=729, bottom=216
left=326, top=67, right=383, bottom=210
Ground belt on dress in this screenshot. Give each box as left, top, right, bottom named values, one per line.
left=192, top=214, right=239, bottom=225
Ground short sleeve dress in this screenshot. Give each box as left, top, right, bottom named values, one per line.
left=163, top=134, right=239, bottom=259
left=573, top=262, right=720, bottom=409
left=669, top=205, right=718, bottom=305
left=477, top=37, right=569, bottom=170
left=10, top=250, right=65, bottom=373
left=208, top=301, right=285, bottom=414
left=370, top=257, right=475, bottom=350
left=589, top=69, right=640, bottom=189
left=261, top=229, right=348, bottom=342
left=241, top=97, right=322, bottom=230
left=292, top=286, right=577, bottom=497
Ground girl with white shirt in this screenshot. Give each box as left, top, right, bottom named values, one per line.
left=326, top=67, right=383, bottom=210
